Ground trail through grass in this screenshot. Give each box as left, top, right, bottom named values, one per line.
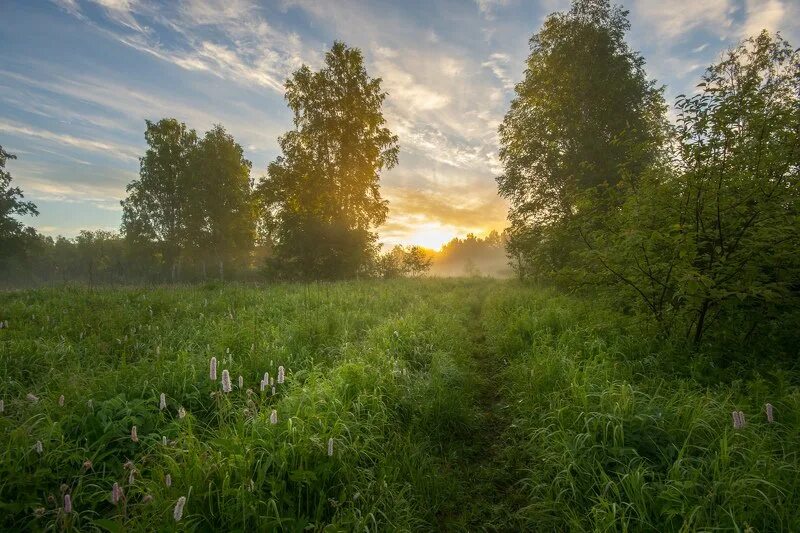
left=1, top=279, right=798, bottom=531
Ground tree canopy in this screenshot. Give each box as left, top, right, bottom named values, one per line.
left=257, top=41, right=399, bottom=280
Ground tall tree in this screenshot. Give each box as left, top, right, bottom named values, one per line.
left=186, top=125, right=256, bottom=279
left=497, top=0, right=666, bottom=276
left=257, top=41, right=399, bottom=280
left=121, top=119, right=197, bottom=281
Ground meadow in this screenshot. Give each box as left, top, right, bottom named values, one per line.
left=0, top=279, right=798, bottom=531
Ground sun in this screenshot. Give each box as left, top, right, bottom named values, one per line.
left=405, top=223, right=459, bottom=251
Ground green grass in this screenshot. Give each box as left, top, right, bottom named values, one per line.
left=0, top=279, right=797, bottom=531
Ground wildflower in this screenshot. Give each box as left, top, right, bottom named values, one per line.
left=0, top=399, right=4, bottom=413
left=165, top=473, right=172, bottom=487
left=160, top=393, right=167, bottom=411
left=260, top=380, right=266, bottom=392
left=131, top=426, right=139, bottom=443
left=112, top=482, right=123, bottom=505
left=328, top=437, right=334, bottom=457
left=178, top=406, right=186, bottom=419
left=63, top=494, right=72, bottom=514
left=766, top=403, right=775, bottom=423
left=270, top=409, right=278, bottom=425
left=87, top=399, right=93, bottom=410
left=163, top=435, right=168, bottom=446
left=263, top=372, right=269, bottom=386
left=271, top=386, right=276, bottom=396
left=124, top=460, right=134, bottom=470
left=34, top=507, right=45, bottom=518
left=142, top=494, right=154, bottom=504
left=173, top=496, right=186, bottom=522
left=27, top=393, right=39, bottom=403
left=83, top=459, right=93, bottom=470
left=210, top=357, right=218, bottom=381
left=58, top=395, right=65, bottom=407
left=270, top=377, right=274, bottom=387
left=128, top=469, right=136, bottom=485
left=222, top=370, right=232, bottom=393
left=34, top=440, right=43, bottom=454
left=277, top=366, right=285, bottom=384
left=738, top=411, right=746, bottom=427
left=238, top=375, right=244, bottom=389
left=732, top=411, right=741, bottom=429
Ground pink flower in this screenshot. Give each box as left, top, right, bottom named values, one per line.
left=765, top=403, right=774, bottom=423
left=327, top=437, right=334, bottom=457
left=277, top=366, right=285, bottom=384
left=165, top=473, right=172, bottom=487
left=222, top=370, right=232, bottom=393
left=210, top=357, right=218, bottom=381
left=112, top=482, right=123, bottom=505
left=270, top=409, right=278, bottom=425
left=173, top=496, right=186, bottom=521
left=131, top=426, right=139, bottom=442
left=63, top=494, right=72, bottom=514
left=160, top=393, right=167, bottom=411
left=58, top=395, right=65, bottom=407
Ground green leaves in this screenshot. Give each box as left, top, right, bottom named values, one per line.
left=256, top=42, right=398, bottom=281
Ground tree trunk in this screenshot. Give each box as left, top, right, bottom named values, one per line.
left=693, top=299, right=710, bottom=345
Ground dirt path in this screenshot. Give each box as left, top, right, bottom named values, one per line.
left=436, top=287, right=520, bottom=531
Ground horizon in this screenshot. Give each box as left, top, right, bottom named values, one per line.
left=1, top=0, right=797, bottom=250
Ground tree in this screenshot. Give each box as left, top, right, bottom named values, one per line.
left=497, top=0, right=666, bottom=277
left=257, top=41, right=399, bottom=280
left=403, top=245, right=433, bottom=277
left=584, top=31, right=800, bottom=348
left=377, top=245, right=408, bottom=278
left=0, top=145, right=39, bottom=277
left=186, top=125, right=256, bottom=279
left=121, top=119, right=197, bottom=281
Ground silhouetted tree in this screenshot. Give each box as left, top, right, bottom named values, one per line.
left=0, top=145, right=39, bottom=278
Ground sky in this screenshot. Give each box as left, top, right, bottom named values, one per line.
left=1, top=0, right=798, bottom=250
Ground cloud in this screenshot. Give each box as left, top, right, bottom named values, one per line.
left=374, top=59, right=450, bottom=112
left=742, top=0, right=787, bottom=38
left=475, top=0, right=511, bottom=19
left=632, top=0, right=735, bottom=39
left=0, top=120, right=139, bottom=161
left=481, top=52, right=514, bottom=89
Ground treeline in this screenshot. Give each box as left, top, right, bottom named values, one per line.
left=1, top=42, right=411, bottom=285
left=498, top=0, right=799, bottom=353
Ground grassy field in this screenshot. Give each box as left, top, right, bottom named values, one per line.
left=0, top=279, right=798, bottom=531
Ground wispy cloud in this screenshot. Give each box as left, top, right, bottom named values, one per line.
left=0, top=120, right=139, bottom=161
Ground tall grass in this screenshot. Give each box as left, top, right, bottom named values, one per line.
left=482, top=285, right=800, bottom=531
left=0, top=279, right=797, bottom=530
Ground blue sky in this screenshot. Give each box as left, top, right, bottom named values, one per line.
left=1, top=0, right=797, bottom=249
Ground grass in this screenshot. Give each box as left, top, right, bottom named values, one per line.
left=0, top=279, right=798, bottom=531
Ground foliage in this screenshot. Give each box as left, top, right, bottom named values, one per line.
left=257, top=41, right=399, bottom=280
left=376, top=245, right=433, bottom=278
left=121, top=119, right=198, bottom=281
left=581, top=32, right=800, bottom=349
left=497, top=0, right=666, bottom=276
left=120, top=120, right=257, bottom=282
left=185, top=125, right=256, bottom=280
left=0, top=145, right=40, bottom=277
